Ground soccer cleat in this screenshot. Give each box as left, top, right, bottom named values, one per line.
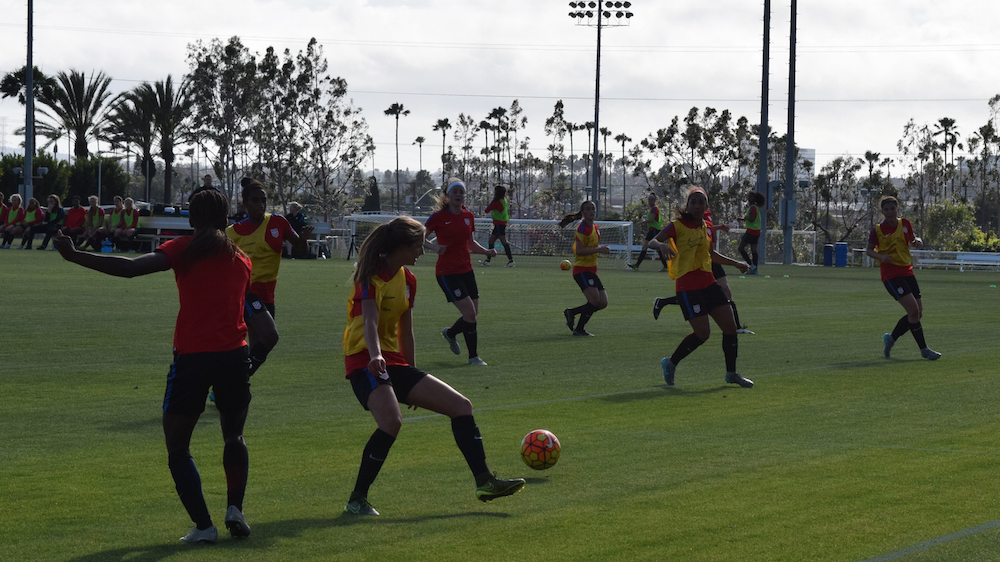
left=626, top=263, right=638, bottom=270
left=36, top=246, right=47, bottom=250
left=883, top=333, right=895, bottom=358
left=563, top=309, right=575, bottom=332
left=442, top=328, right=461, bottom=355
left=725, top=372, right=754, bottom=388
left=736, top=327, right=755, bottom=335
left=920, top=347, right=942, bottom=360
left=343, top=498, right=380, bottom=516
left=468, top=356, right=488, bottom=366
left=224, top=505, right=251, bottom=538
left=478, top=260, right=491, bottom=266
left=476, top=474, right=526, bottom=502
left=505, top=261, right=515, bottom=268
left=180, top=525, right=218, bottom=543
left=749, top=265, right=759, bottom=275
left=572, top=329, right=594, bottom=337
left=661, top=357, right=676, bottom=386
left=660, top=266, right=670, bottom=273
left=208, top=391, right=215, bottom=404
left=652, top=298, right=668, bottom=320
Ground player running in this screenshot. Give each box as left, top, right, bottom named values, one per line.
left=560, top=200, right=610, bottom=337
left=479, top=184, right=515, bottom=267
left=737, top=192, right=765, bottom=275
left=342, top=216, right=525, bottom=516
left=865, top=196, right=942, bottom=360
left=650, top=187, right=753, bottom=388
left=627, top=192, right=669, bottom=271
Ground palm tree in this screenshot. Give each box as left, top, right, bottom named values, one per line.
left=412, top=136, right=426, bottom=214
left=103, top=87, right=156, bottom=202
left=384, top=103, right=410, bottom=212
left=932, top=117, right=959, bottom=199
left=413, top=136, right=426, bottom=172
left=38, top=70, right=116, bottom=159
left=147, top=75, right=192, bottom=205
left=432, top=118, right=451, bottom=180
left=600, top=127, right=612, bottom=212
left=615, top=133, right=631, bottom=210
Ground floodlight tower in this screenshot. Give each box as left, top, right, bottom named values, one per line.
left=568, top=1, right=633, bottom=219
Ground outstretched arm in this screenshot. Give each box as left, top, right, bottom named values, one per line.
left=53, top=231, right=170, bottom=277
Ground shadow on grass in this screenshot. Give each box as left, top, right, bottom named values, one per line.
left=63, top=513, right=512, bottom=561
left=596, top=385, right=728, bottom=404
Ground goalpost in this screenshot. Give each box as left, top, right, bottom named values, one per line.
left=343, top=214, right=635, bottom=268
left=714, top=228, right=818, bottom=266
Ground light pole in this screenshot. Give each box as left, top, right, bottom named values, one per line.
left=568, top=1, right=633, bottom=219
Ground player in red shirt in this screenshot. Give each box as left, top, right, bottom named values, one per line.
left=53, top=189, right=256, bottom=543
left=0, top=193, right=25, bottom=249
left=424, top=178, right=496, bottom=366
left=865, top=196, right=941, bottom=360
left=60, top=195, right=86, bottom=247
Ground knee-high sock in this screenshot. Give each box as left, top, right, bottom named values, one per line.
left=452, top=415, right=490, bottom=480
left=739, top=246, right=752, bottom=265
left=722, top=333, right=738, bottom=373
left=574, top=302, right=599, bottom=331
left=670, top=333, right=706, bottom=365
left=223, top=440, right=249, bottom=511
left=503, top=243, right=512, bottom=261
left=910, top=321, right=928, bottom=349
left=890, top=315, right=909, bottom=341
left=486, top=241, right=494, bottom=262
left=447, top=317, right=469, bottom=339
left=350, top=428, right=396, bottom=502
left=635, top=249, right=648, bottom=266
left=658, top=249, right=669, bottom=266
left=462, top=321, right=479, bottom=358
left=730, top=300, right=742, bottom=328
left=168, top=452, right=212, bottom=529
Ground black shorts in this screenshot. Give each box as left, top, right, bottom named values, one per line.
left=644, top=228, right=661, bottom=242
left=741, top=232, right=760, bottom=245
left=573, top=270, right=605, bottom=292
left=676, top=283, right=730, bottom=321
left=348, top=365, right=428, bottom=410
left=712, top=262, right=726, bottom=279
left=437, top=270, right=479, bottom=303
left=244, top=292, right=272, bottom=322
left=491, top=224, right=507, bottom=237
left=884, top=275, right=921, bottom=301
left=163, top=346, right=251, bottom=416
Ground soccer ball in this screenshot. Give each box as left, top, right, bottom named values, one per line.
left=521, top=429, right=560, bottom=470
left=560, top=260, right=572, bottom=271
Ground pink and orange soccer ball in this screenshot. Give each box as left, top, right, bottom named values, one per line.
left=521, top=429, right=561, bottom=470
left=560, top=260, right=572, bottom=271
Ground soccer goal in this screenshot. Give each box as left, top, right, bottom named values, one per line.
left=343, top=214, right=635, bottom=268
left=714, top=228, right=818, bottom=265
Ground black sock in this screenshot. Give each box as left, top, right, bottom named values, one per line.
left=452, top=415, right=490, bottom=479
left=447, top=317, right=468, bottom=339
left=659, top=249, right=669, bottom=266
left=635, top=251, right=647, bottom=266
left=722, top=333, right=738, bottom=372
left=168, top=452, right=212, bottom=529
left=462, top=322, right=479, bottom=358
left=910, top=321, right=928, bottom=349
left=503, top=243, right=512, bottom=261
left=662, top=296, right=678, bottom=306
left=575, top=303, right=598, bottom=331
left=248, top=343, right=270, bottom=377
left=350, top=429, right=396, bottom=502
left=486, top=243, right=494, bottom=262
left=730, top=301, right=742, bottom=327
left=2, top=233, right=12, bottom=245
left=223, top=440, right=249, bottom=511
left=739, top=247, right=752, bottom=264
left=670, top=333, right=705, bottom=365
left=891, top=315, right=909, bottom=341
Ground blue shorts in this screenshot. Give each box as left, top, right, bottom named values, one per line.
left=884, top=275, right=921, bottom=300
left=676, top=283, right=730, bottom=321
left=163, top=346, right=251, bottom=416
left=573, top=271, right=605, bottom=292
left=348, top=365, right=428, bottom=410
left=437, top=270, right=479, bottom=303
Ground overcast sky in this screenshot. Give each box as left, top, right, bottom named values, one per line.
left=2, top=0, right=999, bottom=179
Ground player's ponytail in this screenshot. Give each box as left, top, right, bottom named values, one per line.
left=353, top=216, right=425, bottom=285
left=559, top=200, right=594, bottom=228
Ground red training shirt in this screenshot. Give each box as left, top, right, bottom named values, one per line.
left=425, top=208, right=476, bottom=276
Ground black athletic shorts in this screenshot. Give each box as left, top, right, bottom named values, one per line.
left=437, top=270, right=479, bottom=303
left=644, top=227, right=662, bottom=242
left=491, top=224, right=507, bottom=237
left=884, top=275, right=921, bottom=301
left=163, top=346, right=251, bottom=416
left=741, top=232, right=760, bottom=245
left=676, top=283, right=730, bottom=321
left=712, top=262, right=726, bottom=279
left=573, top=270, right=605, bottom=292
left=348, top=365, right=428, bottom=410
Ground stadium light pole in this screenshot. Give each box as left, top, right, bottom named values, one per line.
left=23, top=0, right=35, bottom=202
left=568, top=1, right=633, bottom=219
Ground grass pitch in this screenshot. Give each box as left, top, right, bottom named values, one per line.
left=2, top=249, right=1000, bottom=561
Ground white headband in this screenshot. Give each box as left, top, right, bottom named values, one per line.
left=446, top=180, right=466, bottom=194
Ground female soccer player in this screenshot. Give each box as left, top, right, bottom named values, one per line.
left=80, top=195, right=105, bottom=251
left=737, top=191, right=766, bottom=274
left=627, top=192, right=669, bottom=271
left=13, top=197, right=43, bottom=249
left=560, top=200, right=610, bottom=337
left=650, top=187, right=753, bottom=388
left=424, top=178, right=496, bottom=365
left=0, top=193, right=25, bottom=248
left=480, top=184, right=515, bottom=267
left=342, top=216, right=525, bottom=516
left=865, top=196, right=941, bottom=360
left=53, top=189, right=255, bottom=543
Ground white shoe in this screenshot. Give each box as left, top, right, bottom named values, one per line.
left=468, top=356, right=488, bottom=366
left=736, top=328, right=755, bottom=335
left=225, top=505, right=251, bottom=538
left=504, top=261, right=515, bottom=268
left=478, top=260, right=491, bottom=266
left=442, top=328, right=461, bottom=355
left=180, top=525, right=218, bottom=543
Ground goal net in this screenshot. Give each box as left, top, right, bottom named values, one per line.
left=714, top=228, right=818, bottom=265
left=343, top=214, right=635, bottom=268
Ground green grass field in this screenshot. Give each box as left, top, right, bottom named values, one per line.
left=3, top=249, right=1000, bottom=561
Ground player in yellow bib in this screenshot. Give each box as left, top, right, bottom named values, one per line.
left=559, top=200, right=610, bottom=336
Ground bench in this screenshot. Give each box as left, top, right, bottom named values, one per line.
left=134, top=216, right=194, bottom=251
left=912, top=250, right=1000, bottom=271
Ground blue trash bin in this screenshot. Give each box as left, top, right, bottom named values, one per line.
left=823, top=244, right=834, bottom=267
left=835, top=242, right=848, bottom=267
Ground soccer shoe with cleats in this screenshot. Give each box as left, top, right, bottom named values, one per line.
left=468, top=356, right=488, bottom=366
left=725, top=372, right=754, bottom=388
left=652, top=298, right=669, bottom=320
left=442, top=328, right=461, bottom=355
left=476, top=474, right=526, bottom=502
left=920, top=347, right=942, bottom=360
left=478, top=259, right=491, bottom=266
left=736, top=326, right=755, bottom=335
left=882, top=333, right=895, bottom=358
left=505, top=261, right=515, bottom=267
left=563, top=309, right=575, bottom=332
left=660, top=266, right=670, bottom=273
left=180, top=525, right=218, bottom=543
left=572, top=329, right=594, bottom=337
left=626, top=263, right=638, bottom=271
left=224, top=505, right=250, bottom=538
left=343, top=498, right=380, bottom=516
left=661, top=357, right=676, bottom=386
